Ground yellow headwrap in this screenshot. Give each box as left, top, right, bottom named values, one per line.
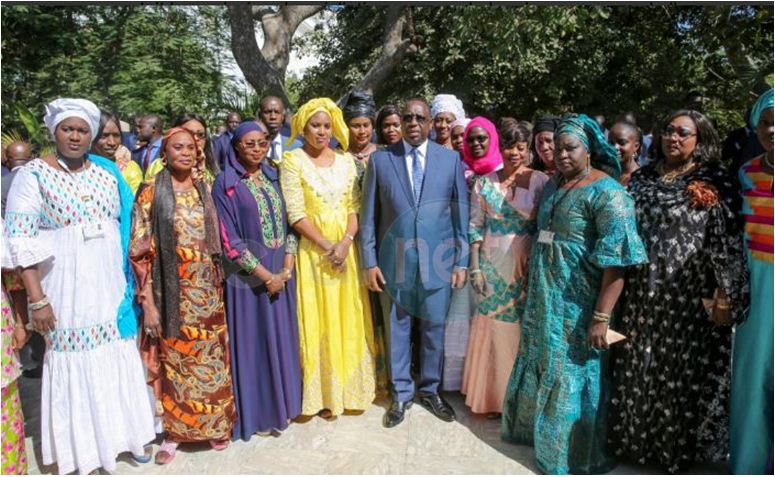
left=288, top=97, right=349, bottom=151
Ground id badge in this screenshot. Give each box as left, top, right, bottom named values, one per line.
left=537, top=230, right=555, bottom=244
left=82, top=223, right=105, bottom=240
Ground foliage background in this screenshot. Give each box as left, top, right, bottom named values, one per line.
left=2, top=4, right=772, bottom=149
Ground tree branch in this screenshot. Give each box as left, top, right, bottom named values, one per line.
left=345, top=6, right=419, bottom=100
left=227, top=4, right=289, bottom=105
left=261, top=5, right=324, bottom=75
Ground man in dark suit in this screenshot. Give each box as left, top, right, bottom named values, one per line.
left=360, top=97, right=469, bottom=428
left=212, top=111, right=242, bottom=169
left=259, top=95, right=302, bottom=165
left=131, top=114, right=163, bottom=176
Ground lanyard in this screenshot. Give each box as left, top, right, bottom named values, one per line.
left=546, top=169, right=589, bottom=231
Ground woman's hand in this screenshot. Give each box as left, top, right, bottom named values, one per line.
left=143, top=305, right=163, bottom=339
left=588, top=320, right=609, bottom=350
left=265, top=274, right=285, bottom=295
left=471, top=271, right=487, bottom=295
left=31, top=304, right=56, bottom=334
left=12, top=325, right=29, bottom=350
left=325, top=240, right=350, bottom=271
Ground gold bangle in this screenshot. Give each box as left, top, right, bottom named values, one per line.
left=715, top=303, right=730, bottom=310
left=593, top=311, right=610, bottom=323
left=264, top=276, right=274, bottom=286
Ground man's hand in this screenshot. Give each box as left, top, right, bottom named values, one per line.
left=367, top=267, right=386, bottom=292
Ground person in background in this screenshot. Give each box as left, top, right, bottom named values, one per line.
left=343, top=90, right=378, bottom=166
left=1, top=141, right=32, bottom=215
left=530, top=115, right=561, bottom=175
left=130, top=127, right=235, bottom=464
left=440, top=114, right=474, bottom=393
left=4, top=98, right=155, bottom=474
left=280, top=98, right=376, bottom=420
left=132, top=113, right=164, bottom=175
left=212, top=111, right=242, bottom=169
left=430, top=94, right=466, bottom=149
left=607, top=121, right=641, bottom=187
left=461, top=119, right=548, bottom=418
left=610, top=109, right=749, bottom=474
left=376, top=104, right=403, bottom=147
left=501, top=114, right=647, bottom=474
left=260, top=95, right=302, bottom=165
left=730, top=88, right=773, bottom=475
left=92, top=110, right=144, bottom=193
left=213, top=120, right=302, bottom=439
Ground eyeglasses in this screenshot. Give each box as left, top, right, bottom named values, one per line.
left=241, top=140, right=270, bottom=149
left=661, top=125, right=696, bottom=140
left=467, top=135, right=489, bottom=144
left=402, top=113, right=428, bottom=125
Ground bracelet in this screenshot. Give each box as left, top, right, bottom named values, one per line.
left=280, top=268, right=292, bottom=280
left=343, top=233, right=355, bottom=242
left=592, top=311, right=610, bottom=323
left=469, top=269, right=482, bottom=275
left=264, top=275, right=275, bottom=286
left=29, top=296, right=50, bottom=311
left=715, top=302, right=730, bottom=310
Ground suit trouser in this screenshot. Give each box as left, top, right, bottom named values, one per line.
left=382, top=285, right=452, bottom=402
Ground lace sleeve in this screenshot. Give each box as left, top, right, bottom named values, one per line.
left=279, top=151, right=307, bottom=224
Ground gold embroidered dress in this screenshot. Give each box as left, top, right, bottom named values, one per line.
left=280, top=148, right=376, bottom=416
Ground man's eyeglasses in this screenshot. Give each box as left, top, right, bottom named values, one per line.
left=467, top=135, right=489, bottom=144
left=661, top=125, right=696, bottom=140
left=241, top=140, right=270, bottom=149
left=402, top=113, right=428, bottom=125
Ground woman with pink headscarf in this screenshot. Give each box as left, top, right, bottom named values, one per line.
left=461, top=117, right=548, bottom=418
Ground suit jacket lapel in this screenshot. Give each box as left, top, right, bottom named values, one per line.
left=389, top=143, right=415, bottom=207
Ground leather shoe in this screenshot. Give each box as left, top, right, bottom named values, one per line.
left=417, top=393, right=456, bottom=422
left=383, top=400, right=412, bottom=428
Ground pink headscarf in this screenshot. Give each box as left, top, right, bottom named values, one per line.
left=461, top=116, right=503, bottom=175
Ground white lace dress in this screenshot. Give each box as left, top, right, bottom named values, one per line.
left=4, top=159, right=155, bottom=474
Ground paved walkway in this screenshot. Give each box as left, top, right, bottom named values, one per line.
left=18, top=375, right=728, bottom=474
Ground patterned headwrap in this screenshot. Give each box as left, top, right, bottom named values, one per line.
left=431, top=94, right=466, bottom=121
left=43, top=98, right=101, bottom=140
left=461, top=116, right=503, bottom=175
left=160, top=127, right=200, bottom=159
left=289, top=97, right=349, bottom=151
left=342, top=90, right=376, bottom=123
left=451, top=117, right=471, bottom=131
left=749, top=88, right=774, bottom=130
left=555, top=113, right=621, bottom=179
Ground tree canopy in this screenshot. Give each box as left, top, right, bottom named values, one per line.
left=296, top=4, right=773, bottom=134
left=2, top=4, right=772, bottom=143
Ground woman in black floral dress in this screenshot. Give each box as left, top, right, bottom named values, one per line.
left=609, top=110, right=749, bottom=473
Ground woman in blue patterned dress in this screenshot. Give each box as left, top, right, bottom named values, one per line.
left=501, top=114, right=647, bottom=474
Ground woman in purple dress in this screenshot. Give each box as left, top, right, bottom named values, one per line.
left=212, top=121, right=302, bottom=439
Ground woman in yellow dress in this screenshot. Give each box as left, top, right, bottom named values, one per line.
left=280, top=98, right=376, bottom=419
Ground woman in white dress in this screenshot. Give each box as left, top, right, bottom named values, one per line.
left=3, top=98, right=155, bottom=474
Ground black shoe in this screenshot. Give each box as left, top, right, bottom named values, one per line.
left=417, top=393, right=456, bottom=422
left=383, top=400, right=412, bottom=428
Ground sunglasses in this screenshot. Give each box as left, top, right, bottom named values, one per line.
left=402, top=113, right=428, bottom=125
left=467, top=135, right=489, bottom=144
left=242, top=140, right=270, bottom=149
left=661, top=125, right=696, bottom=140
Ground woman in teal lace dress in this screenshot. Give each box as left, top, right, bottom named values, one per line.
left=501, top=114, right=647, bottom=474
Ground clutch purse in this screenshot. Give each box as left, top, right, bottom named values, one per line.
left=606, top=328, right=627, bottom=345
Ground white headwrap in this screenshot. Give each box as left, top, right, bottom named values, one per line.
left=430, top=94, right=465, bottom=121
left=43, top=98, right=101, bottom=139
left=450, top=117, right=471, bottom=131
